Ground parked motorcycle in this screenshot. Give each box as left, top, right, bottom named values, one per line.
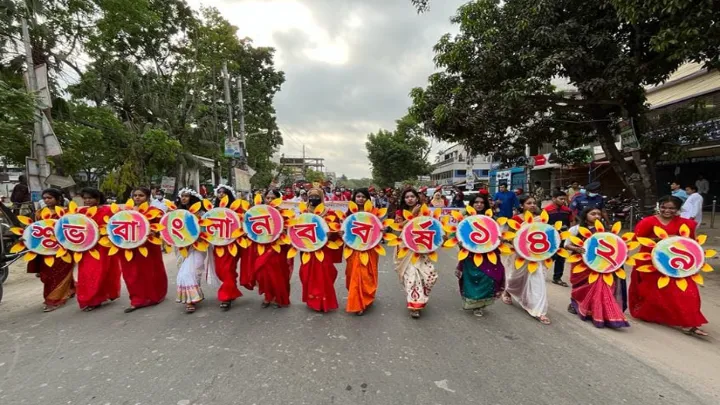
left=0, top=203, right=24, bottom=303
left=605, top=190, right=642, bottom=229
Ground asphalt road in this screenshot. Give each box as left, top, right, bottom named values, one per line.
left=0, top=251, right=716, bottom=405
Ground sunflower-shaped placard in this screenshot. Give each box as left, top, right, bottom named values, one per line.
left=394, top=204, right=444, bottom=263
left=442, top=206, right=512, bottom=267
left=53, top=202, right=101, bottom=262
left=99, top=200, right=164, bottom=261
left=158, top=201, right=209, bottom=257
left=8, top=208, right=71, bottom=266
left=565, top=221, right=638, bottom=286
left=241, top=193, right=294, bottom=256
left=504, top=210, right=569, bottom=272
left=286, top=203, right=341, bottom=263
left=335, top=200, right=392, bottom=265
left=199, top=196, right=245, bottom=258
left=634, top=225, right=715, bottom=290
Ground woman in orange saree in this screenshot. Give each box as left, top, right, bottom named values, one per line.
left=344, top=188, right=379, bottom=316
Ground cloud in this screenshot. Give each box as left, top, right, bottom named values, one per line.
left=187, top=0, right=465, bottom=178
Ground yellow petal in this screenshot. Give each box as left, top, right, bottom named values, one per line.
left=73, top=252, right=82, bottom=263
left=397, top=247, right=410, bottom=259
left=497, top=217, right=508, bottom=226
left=43, top=255, right=55, bottom=267
left=9, top=242, right=25, bottom=254
left=189, top=201, right=202, bottom=214
left=473, top=253, right=484, bottom=267
left=527, top=261, right=538, bottom=273
left=631, top=252, right=651, bottom=261
left=428, top=251, right=438, bottom=262
left=315, top=250, right=325, bottom=262
left=138, top=246, right=148, bottom=257
left=487, top=251, right=498, bottom=264
left=314, top=203, right=325, bottom=215
left=88, top=249, right=100, bottom=260
left=691, top=274, right=704, bottom=285
left=202, top=199, right=213, bottom=211
left=410, top=253, right=420, bottom=264
left=272, top=243, right=281, bottom=253
left=458, top=249, right=470, bottom=261
left=443, top=238, right=459, bottom=248
left=514, top=257, right=525, bottom=270
left=539, top=210, right=549, bottom=223
left=621, top=232, right=635, bottom=242
left=554, top=221, right=563, bottom=231
left=498, top=244, right=512, bottom=254
left=254, top=193, right=262, bottom=205
left=544, top=258, right=553, bottom=268
left=55, top=247, right=67, bottom=258
left=611, top=222, right=622, bottom=235
left=593, top=219, right=605, bottom=233
left=179, top=247, right=188, bottom=258
left=615, top=269, right=627, bottom=279
left=653, top=226, right=668, bottom=239
left=219, top=195, right=229, bottom=208
left=705, top=249, right=717, bottom=258
left=271, top=197, right=284, bottom=208
left=603, top=273, right=614, bottom=286
left=626, top=241, right=640, bottom=251
left=302, top=252, right=311, bottom=264
left=228, top=243, right=238, bottom=257
left=502, top=232, right=516, bottom=240
left=572, top=264, right=587, bottom=273
left=360, top=251, right=369, bottom=266
left=675, top=278, right=688, bottom=291
left=98, top=237, right=112, bottom=248
left=696, top=234, right=707, bottom=245
left=229, top=199, right=242, bottom=212
left=375, top=244, right=386, bottom=256
left=678, top=224, right=691, bottom=237
left=23, top=252, right=37, bottom=262
left=17, top=215, right=32, bottom=225
left=257, top=244, right=266, bottom=256
left=287, top=247, right=298, bottom=259
left=578, top=227, right=593, bottom=239
left=343, top=247, right=353, bottom=259
left=61, top=254, right=72, bottom=263
left=10, top=227, right=23, bottom=236
left=701, top=263, right=713, bottom=272
left=108, top=245, right=119, bottom=256
left=216, top=246, right=225, bottom=257
left=569, top=236, right=584, bottom=247
left=657, top=275, right=670, bottom=289
left=588, top=272, right=599, bottom=284
left=635, top=264, right=654, bottom=273
left=556, top=248, right=570, bottom=258
left=466, top=205, right=477, bottom=216
left=567, top=254, right=583, bottom=263
left=364, top=200, right=373, bottom=213
left=124, top=249, right=133, bottom=262
left=637, top=237, right=656, bottom=248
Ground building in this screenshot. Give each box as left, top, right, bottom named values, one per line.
left=277, top=155, right=326, bottom=180
left=430, top=144, right=492, bottom=189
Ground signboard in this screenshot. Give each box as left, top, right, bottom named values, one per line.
left=496, top=170, right=512, bottom=185
left=619, top=119, right=639, bottom=152
left=160, top=176, right=176, bottom=194
left=417, top=175, right=431, bottom=181
left=224, top=139, right=244, bottom=159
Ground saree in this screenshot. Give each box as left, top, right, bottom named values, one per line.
left=299, top=246, right=339, bottom=312
left=629, top=216, right=707, bottom=328
left=345, top=249, right=379, bottom=313
left=394, top=248, right=437, bottom=310
left=207, top=250, right=242, bottom=302
left=176, top=247, right=206, bottom=304
left=239, top=245, right=260, bottom=291
left=255, top=245, right=293, bottom=306
left=121, top=206, right=168, bottom=308
left=26, top=211, right=75, bottom=307
left=457, top=255, right=504, bottom=310
left=75, top=205, right=122, bottom=309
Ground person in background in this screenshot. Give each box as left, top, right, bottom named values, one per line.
left=375, top=188, right=388, bottom=208
left=10, top=174, right=30, bottom=214
left=544, top=190, right=573, bottom=287
left=332, top=188, right=348, bottom=201
left=681, top=184, right=704, bottom=227
left=368, top=186, right=377, bottom=206
left=514, top=187, right=524, bottom=196
left=570, top=181, right=608, bottom=222
left=199, top=184, right=208, bottom=197
left=566, top=181, right=580, bottom=200
left=341, top=186, right=352, bottom=201
left=450, top=188, right=464, bottom=208
left=430, top=190, right=446, bottom=208
left=533, top=181, right=545, bottom=202
left=670, top=181, right=687, bottom=203
left=695, top=174, right=709, bottom=200
left=151, top=189, right=171, bottom=213
left=493, top=182, right=519, bottom=218
left=282, top=187, right=294, bottom=201
left=418, top=186, right=429, bottom=205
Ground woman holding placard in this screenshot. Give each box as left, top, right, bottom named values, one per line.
left=254, top=189, right=293, bottom=308
left=121, top=187, right=168, bottom=313
left=454, top=194, right=505, bottom=317
left=209, top=185, right=243, bottom=311
left=174, top=189, right=206, bottom=314
left=501, top=195, right=553, bottom=325
left=394, top=188, right=439, bottom=319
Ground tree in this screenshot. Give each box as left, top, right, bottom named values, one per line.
left=0, top=80, right=34, bottom=166
left=304, top=168, right=325, bottom=184
left=366, top=116, right=431, bottom=187
left=409, top=0, right=717, bottom=209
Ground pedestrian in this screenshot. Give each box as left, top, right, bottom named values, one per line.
left=695, top=174, right=709, bottom=200
left=375, top=188, right=388, bottom=209
left=430, top=191, right=446, bottom=208
left=544, top=190, right=573, bottom=287
left=533, top=181, right=545, bottom=202
left=28, top=188, right=75, bottom=312
left=501, top=195, right=551, bottom=325
left=208, top=185, right=242, bottom=311
left=394, top=188, right=438, bottom=318
left=570, top=181, right=607, bottom=222
left=151, top=189, right=172, bottom=213
left=175, top=188, right=206, bottom=314
left=298, top=187, right=339, bottom=312
left=493, top=182, right=519, bottom=218
left=455, top=194, right=505, bottom=317
left=670, top=181, right=687, bottom=203
left=450, top=189, right=465, bottom=208
left=629, top=195, right=708, bottom=337
left=681, top=184, right=703, bottom=227
left=121, top=187, right=168, bottom=313
left=76, top=188, right=122, bottom=311
left=332, top=188, right=348, bottom=202
left=253, top=189, right=293, bottom=308
left=344, top=188, right=379, bottom=316
left=566, top=181, right=580, bottom=200
left=10, top=174, right=30, bottom=215
left=565, top=207, right=629, bottom=328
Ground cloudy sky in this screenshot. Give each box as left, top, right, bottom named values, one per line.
left=186, top=0, right=466, bottom=178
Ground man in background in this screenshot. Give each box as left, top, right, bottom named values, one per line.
left=681, top=185, right=704, bottom=227
left=533, top=181, right=545, bottom=203
left=10, top=175, right=30, bottom=215
left=545, top=190, right=573, bottom=287
left=494, top=182, right=519, bottom=219
left=696, top=174, right=709, bottom=202
left=570, top=181, right=607, bottom=222
left=670, top=181, right=687, bottom=203
left=566, top=181, right=579, bottom=200
left=151, top=189, right=172, bottom=213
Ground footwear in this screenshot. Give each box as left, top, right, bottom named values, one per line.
left=261, top=301, right=271, bottom=308
left=123, top=307, right=138, bottom=313
left=685, top=327, right=709, bottom=337
left=43, top=305, right=60, bottom=313
left=473, top=308, right=483, bottom=317
left=536, top=315, right=551, bottom=325
left=220, top=301, right=231, bottom=311
left=567, top=304, right=577, bottom=315
left=410, top=310, right=420, bottom=319
left=356, top=310, right=364, bottom=316
left=185, top=304, right=196, bottom=314
left=82, top=305, right=101, bottom=312
left=552, top=279, right=569, bottom=287
left=501, top=292, right=512, bottom=305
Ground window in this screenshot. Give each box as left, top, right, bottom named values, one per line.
left=455, top=170, right=466, bottom=177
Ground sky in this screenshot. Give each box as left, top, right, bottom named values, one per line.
left=186, top=0, right=466, bottom=179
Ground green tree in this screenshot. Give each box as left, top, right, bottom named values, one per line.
left=304, top=168, right=325, bottom=184
left=0, top=80, right=34, bottom=166
left=409, top=0, right=716, bottom=209
left=366, top=116, right=431, bottom=187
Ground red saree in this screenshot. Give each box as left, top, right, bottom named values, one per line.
left=345, top=249, right=378, bottom=313
left=121, top=206, right=168, bottom=308
left=212, top=250, right=242, bottom=302
left=299, top=246, right=339, bottom=312
left=27, top=211, right=75, bottom=307
left=629, top=215, right=707, bottom=328
left=239, top=245, right=259, bottom=291
left=255, top=245, right=293, bottom=306
left=76, top=205, right=122, bottom=309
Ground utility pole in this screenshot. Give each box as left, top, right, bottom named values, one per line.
left=212, top=65, right=222, bottom=185
left=237, top=74, right=247, bottom=168
left=21, top=15, right=49, bottom=194
left=302, top=144, right=307, bottom=178
left=221, top=61, right=235, bottom=186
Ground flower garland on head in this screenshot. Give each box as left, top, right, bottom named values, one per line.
left=178, top=188, right=202, bottom=201
left=214, top=184, right=236, bottom=198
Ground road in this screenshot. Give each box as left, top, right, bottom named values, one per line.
left=1, top=249, right=719, bottom=405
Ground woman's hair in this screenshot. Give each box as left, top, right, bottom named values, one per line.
left=518, top=194, right=536, bottom=213
left=265, top=189, right=281, bottom=199
left=658, top=195, right=683, bottom=210
left=577, top=207, right=602, bottom=228
left=80, top=187, right=105, bottom=204
left=41, top=188, right=64, bottom=205
left=177, top=190, right=202, bottom=210
left=214, top=186, right=236, bottom=206
left=132, top=187, right=152, bottom=200
left=398, top=188, right=420, bottom=212
left=353, top=188, right=371, bottom=202
left=470, top=193, right=490, bottom=212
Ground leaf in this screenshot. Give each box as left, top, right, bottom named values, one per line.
left=458, top=249, right=470, bottom=261
left=603, top=273, right=614, bottom=286
left=138, top=246, right=148, bottom=257
left=657, top=275, right=670, bottom=289
left=43, top=256, right=55, bottom=267
left=588, top=272, right=599, bottom=284
left=473, top=253, right=483, bottom=267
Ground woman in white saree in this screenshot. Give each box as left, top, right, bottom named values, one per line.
left=174, top=189, right=208, bottom=314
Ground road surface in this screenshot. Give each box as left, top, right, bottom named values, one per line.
left=1, top=250, right=719, bottom=405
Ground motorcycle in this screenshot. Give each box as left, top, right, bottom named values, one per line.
left=0, top=203, right=24, bottom=303
left=605, top=190, right=642, bottom=228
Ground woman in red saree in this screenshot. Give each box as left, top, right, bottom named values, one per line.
left=565, top=207, right=629, bottom=328
left=344, top=189, right=379, bottom=316
left=76, top=188, right=122, bottom=311
left=299, top=188, right=339, bottom=312
left=209, top=185, right=242, bottom=311
left=629, top=195, right=708, bottom=336
left=121, top=187, right=168, bottom=313
left=255, top=189, right=293, bottom=308
left=27, top=188, right=75, bottom=312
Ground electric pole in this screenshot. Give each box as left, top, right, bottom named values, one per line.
left=221, top=61, right=235, bottom=186
left=237, top=74, right=247, bottom=168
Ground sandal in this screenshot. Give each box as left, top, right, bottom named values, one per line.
left=536, top=315, right=551, bottom=325
left=410, top=310, right=420, bottom=319
left=567, top=304, right=577, bottom=315
left=185, top=304, right=196, bottom=314
left=473, top=308, right=484, bottom=317
left=501, top=292, right=512, bottom=305
left=261, top=301, right=271, bottom=308
left=82, top=305, right=100, bottom=312
left=124, top=306, right=138, bottom=313
left=552, top=279, right=569, bottom=287
left=685, top=327, right=709, bottom=337
left=356, top=310, right=364, bottom=316
left=220, top=301, right=231, bottom=311
left=43, top=305, right=60, bottom=313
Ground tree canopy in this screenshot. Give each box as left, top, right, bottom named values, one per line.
left=366, top=116, right=431, bottom=187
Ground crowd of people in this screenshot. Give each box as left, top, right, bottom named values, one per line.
left=20, top=181, right=711, bottom=338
